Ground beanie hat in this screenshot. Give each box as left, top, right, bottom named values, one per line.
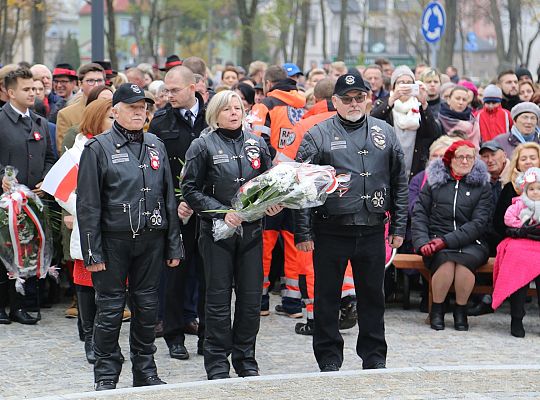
left=458, top=80, right=478, bottom=97
left=515, top=67, right=533, bottom=82
left=442, top=140, right=476, bottom=166
left=510, top=101, right=540, bottom=121
left=517, top=167, right=540, bottom=191
left=482, top=84, right=503, bottom=103
left=391, top=65, right=415, bottom=88
left=439, top=82, right=456, bottom=96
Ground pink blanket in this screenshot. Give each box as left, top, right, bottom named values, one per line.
left=492, top=237, right=540, bottom=309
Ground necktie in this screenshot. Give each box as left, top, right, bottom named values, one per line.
left=184, top=110, right=194, bottom=127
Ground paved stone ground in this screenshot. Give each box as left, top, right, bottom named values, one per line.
left=1, top=294, right=539, bottom=399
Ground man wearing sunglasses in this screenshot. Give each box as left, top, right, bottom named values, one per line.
left=295, top=72, right=408, bottom=372
left=55, top=63, right=105, bottom=155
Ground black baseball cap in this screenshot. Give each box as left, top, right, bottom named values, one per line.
left=479, top=140, right=503, bottom=154
left=112, top=83, right=155, bottom=107
left=334, top=73, right=369, bottom=96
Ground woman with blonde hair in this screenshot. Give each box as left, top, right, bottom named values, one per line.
left=181, top=90, right=281, bottom=380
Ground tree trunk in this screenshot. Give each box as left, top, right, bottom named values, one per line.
left=290, top=1, right=299, bottom=63
left=0, top=0, right=7, bottom=59
left=506, top=0, right=521, bottom=66
left=236, top=0, right=259, bottom=69
left=6, top=6, right=22, bottom=63
left=319, top=0, right=327, bottom=61
left=437, top=0, right=456, bottom=71
left=489, top=0, right=505, bottom=66
left=524, top=23, right=540, bottom=66
left=458, top=13, right=466, bottom=76
left=105, top=0, right=118, bottom=69
left=147, top=0, right=159, bottom=65
left=31, top=0, right=46, bottom=64
left=337, top=0, right=348, bottom=60
left=296, top=0, right=310, bottom=70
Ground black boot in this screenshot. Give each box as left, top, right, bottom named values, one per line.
left=453, top=304, right=469, bottom=331
left=77, top=286, right=97, bottom=364
left=511, top=317, right=525, bottom=338
left=430, top=302, right=445, bottom=330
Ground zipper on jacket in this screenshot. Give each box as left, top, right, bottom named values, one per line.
left=86, top=233, right=98, bottom=265
left=452, top=181, right=459, bottom=231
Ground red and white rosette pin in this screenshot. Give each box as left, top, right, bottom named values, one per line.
left=326, top=174, right=338, bottom=194
left=251, top=158, right=260, bottom=170
left=150, top=156, right=160, bottom=170
left=33, top=132, right=41, bottom=141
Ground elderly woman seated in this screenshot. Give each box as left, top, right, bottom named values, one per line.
left=412, top=140, right=492, bottom=331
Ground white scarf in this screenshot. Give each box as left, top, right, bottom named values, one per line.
left=520, top=193, right=540, bottom=225
left=392, top=96, right=421, bottom=131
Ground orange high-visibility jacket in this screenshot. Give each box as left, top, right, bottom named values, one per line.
left=250, top=88, right=306, bottom=163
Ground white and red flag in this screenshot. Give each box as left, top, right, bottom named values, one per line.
left=41, top=150, right=78, bottom=202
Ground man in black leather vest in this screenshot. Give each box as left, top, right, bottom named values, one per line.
left=295, top=72, right=408, bottom=372
left=77, top=83, right=183, bottom=391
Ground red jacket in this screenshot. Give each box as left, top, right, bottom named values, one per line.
left=477, top=105, right=513, bottom=142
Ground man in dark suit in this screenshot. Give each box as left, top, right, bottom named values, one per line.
left=0, top=67, right=56, bottom=325
left=149, top=65, right=207, bottom=360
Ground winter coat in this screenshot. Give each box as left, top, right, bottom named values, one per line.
left=492, top=130, right=540, bottom=160
left=504, top=197, right=532, bottom=228
left=371, top=96, right=441, bottom=180
left=0, top=103, right=57, bottom=189
left=412, top=158, right=492, bottom=256
left=476, top=105, right=513, bottom=143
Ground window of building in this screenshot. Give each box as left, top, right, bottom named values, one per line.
left=368, top=27, right=386, bottom=53
left=119, top=18, right=134, bottom=37
left=369, top=0, right=386, bottom=12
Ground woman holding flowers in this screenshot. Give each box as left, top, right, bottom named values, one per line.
left=181, top=90, right=282, bottom=380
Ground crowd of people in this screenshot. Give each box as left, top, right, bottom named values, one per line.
left=0, top=54, right=540, bottom=391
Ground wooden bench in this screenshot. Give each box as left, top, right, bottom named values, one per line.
left=392, top=253, right=536, bottom=311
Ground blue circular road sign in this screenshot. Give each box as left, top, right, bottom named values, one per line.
left=421, top=2, right=446, bottom=44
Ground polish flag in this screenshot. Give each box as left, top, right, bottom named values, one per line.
left=42, top=150, right=78, bottom=202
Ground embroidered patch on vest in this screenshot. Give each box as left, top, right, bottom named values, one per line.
left=330, top=140, right=347, bottom=150
left=111, top=153, right=130, bottom=164
left=212, top=154, right=230, bottom=164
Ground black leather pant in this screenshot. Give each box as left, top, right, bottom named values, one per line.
left=91, top=230, right=164, bottom=383
left=312, top=226, right=387, bottom=369
left=199, top=220, right=263, bottom=379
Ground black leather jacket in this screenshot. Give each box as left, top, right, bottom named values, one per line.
left=77, top=124, right=183, bottom=266
left=181, top=128, right=272, bottom=220
left=294, top=115, right=408, bottom=243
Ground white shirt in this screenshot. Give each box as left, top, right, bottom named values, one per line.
left=181, top=98, right=199, bottom=124
left=9, top=102, right=31, bottom=119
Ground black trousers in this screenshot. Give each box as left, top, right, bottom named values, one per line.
left=163, top=257, right=188, bottom=347
left=0, top=262, right=22, bottom=311
left=313, top=226, right=387, bottom=369
left=199, top=220, right=263, bottom=378
left=91, top=230, right=164, bottom=383
left=510, top=276, right=540, bottom=319
left=163, top=219, right=205, bottom=350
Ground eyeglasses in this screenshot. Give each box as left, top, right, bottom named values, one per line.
left=83, top=79, right=105, bottom=86
left=162, top=86, right=190, bottom=96
left=337, top=94, right=367, bottom=105
left=53, top=79, right=72, bottom=85
left=454, top=155, right=475, bottom=162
